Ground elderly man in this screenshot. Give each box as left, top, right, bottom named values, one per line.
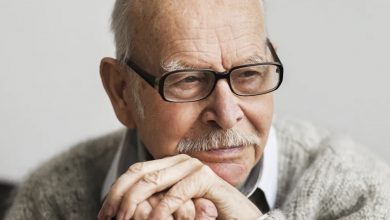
left=5, top=0, right=390, bottom=219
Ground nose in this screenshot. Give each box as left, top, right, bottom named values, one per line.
left=201, top=80, right=244, bottom=129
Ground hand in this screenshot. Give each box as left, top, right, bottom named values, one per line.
left=98, top=154, right=261, bottom=219
left=98, top=154, right=218, bottom=220
left=133, top=192, right=217, bottom=220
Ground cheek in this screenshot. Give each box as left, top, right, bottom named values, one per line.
left=242, top=94, right=274, bottom=159
left=138, top=93, right=201, bottom=158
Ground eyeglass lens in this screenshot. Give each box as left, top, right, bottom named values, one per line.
left=163, top=64, right=280, bottom=102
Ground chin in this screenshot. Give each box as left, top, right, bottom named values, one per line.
left=204, top=161, right=250, bottom=186
left=187, top=145, right=257, bottom=186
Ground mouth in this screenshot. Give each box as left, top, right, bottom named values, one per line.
left=206, top=145, right=244, bottom=153
left=188, top=145, right=247, bottom=162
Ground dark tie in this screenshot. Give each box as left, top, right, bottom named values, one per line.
left=248, top=188, right=270, bottom=214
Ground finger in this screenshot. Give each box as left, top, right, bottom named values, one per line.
left=99, top=154, right=190, bottom=219
left=133, top=200, right=152, bottom=220
left=148, top=194, right=175, bottom=220
left=194, top=198, right=218, bottom=220
left=147, top=193, right=164, bottom=207
left=173, top=199, right=195, bottom=220
left=148, top=165, right=218, bottom=219
left=119, top=157, right=203, bottom=220
left=150, top=165, right=260, bottom=220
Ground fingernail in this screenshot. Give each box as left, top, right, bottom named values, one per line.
left=204, top=205, right=218, bottom=218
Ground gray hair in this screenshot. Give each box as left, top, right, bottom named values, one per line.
left=177, top=127, right=261, bottom=153
left=111, top=0, right=144, bottom=119
left=112, top=0, right=132, bottom=63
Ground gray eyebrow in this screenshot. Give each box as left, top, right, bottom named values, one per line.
left=161, top=59, right=194, bottom=72
left=161, top=54, right=266, bottom=73
left=244, top=54, right=266, bottom=64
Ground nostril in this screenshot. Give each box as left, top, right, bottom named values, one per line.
left=206, top=120, right=221, bottom=129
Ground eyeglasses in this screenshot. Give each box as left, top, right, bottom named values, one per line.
left=125, top=38, right=283, bottom=103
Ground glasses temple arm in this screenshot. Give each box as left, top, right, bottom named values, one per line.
left=126, top=60, right=157, bottom=87
left=266, top=38, right=282, bottom=65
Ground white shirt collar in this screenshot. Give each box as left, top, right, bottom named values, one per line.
left=255, top=126, right=278, bottom=208
left=101, top=127, right=278, bottom=209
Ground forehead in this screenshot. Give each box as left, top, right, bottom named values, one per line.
left=130, top=0, right=266, bottom=72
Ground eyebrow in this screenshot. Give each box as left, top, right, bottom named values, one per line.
left=244, top=54, right=266, bottom=64
left=161, top=54, right=267, bottom=72
left=161, top=59, right=194, bottom=72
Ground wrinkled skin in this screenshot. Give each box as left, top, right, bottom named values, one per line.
left=99, top=0, right=273, bottom=219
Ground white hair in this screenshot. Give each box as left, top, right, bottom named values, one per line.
left=111, top=0, right=132, bottom=63
left=177, top=127, right=261, bottom=153
left=111, top=0, right=145, bottom=119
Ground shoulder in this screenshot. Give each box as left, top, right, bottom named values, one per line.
left=273, top=117, right=330, bottom=154
left=274, top=117, right=390, bottom=177
left=5, top=129, right=125, bottom=219
left=274, top=117, right=390, bottom=218
left=273, top=117, right=331, bottom=195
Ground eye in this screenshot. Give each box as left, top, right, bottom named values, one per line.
left=240, top=71, right=262, bottom=78
left=180, top=76, right=202, bottom=83
left=165, top=72, right=209, bottom=90
left=237, top=71, right=265, bottom=79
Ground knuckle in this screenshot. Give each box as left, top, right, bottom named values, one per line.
left=161, top=194, right=185, bottom=213
left=160, top=198, right=175, bottom=214
left=138, top=207, right=150, bottom=219
left=128, top=162, right=145, bottom=174
left=141, top=171, right=162, bottom=186
left=176, top=201, right=195, bottom=220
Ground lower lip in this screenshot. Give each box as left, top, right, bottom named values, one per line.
left=209, top=146, right=243, bottom=153
left=196, top=145, right=245, bottom=157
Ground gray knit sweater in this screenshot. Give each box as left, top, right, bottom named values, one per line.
left=5, top=119, right=390, bottom=219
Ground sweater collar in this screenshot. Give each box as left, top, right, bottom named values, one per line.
left=101, top=127, right=278, bottom=209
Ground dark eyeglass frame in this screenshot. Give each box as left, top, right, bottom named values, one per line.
left=125, top=38, right=284, bottom=102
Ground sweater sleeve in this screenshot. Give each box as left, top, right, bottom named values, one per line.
left=275, top=136, right=390, bottom=220
left=262, top=210, right=287, bottom=219
left=4, top=176, right=62, bottom=220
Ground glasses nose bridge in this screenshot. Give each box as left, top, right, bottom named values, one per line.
left=208, top=70, right=234, bottom=95
left=213, top=70, right=230, bottom=80
left=213, top=70, right=232, bottom=86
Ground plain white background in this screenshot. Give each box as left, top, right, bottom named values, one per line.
left=0, top=0, right=389, bottom=182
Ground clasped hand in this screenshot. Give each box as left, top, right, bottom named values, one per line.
left=98, top=154, right=262, bottom=220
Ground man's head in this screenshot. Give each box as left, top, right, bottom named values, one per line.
left=100, top=0, right=277, bottom=187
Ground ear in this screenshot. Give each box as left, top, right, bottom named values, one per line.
left=100, top=57, right=136, bottom=128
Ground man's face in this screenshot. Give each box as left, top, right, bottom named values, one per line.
left=124, top=0, right=273, bottom=187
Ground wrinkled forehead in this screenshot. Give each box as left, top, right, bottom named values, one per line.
left=129, top=0, right=266, bottom=71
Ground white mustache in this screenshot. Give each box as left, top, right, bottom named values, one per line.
left=176, top=128, right=261, bottom=153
